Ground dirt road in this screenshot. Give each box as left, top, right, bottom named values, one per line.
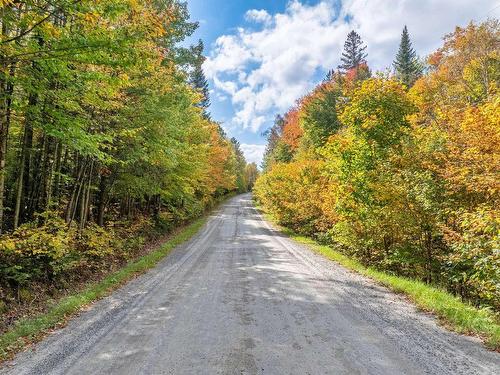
left=1, top=194, right=498, bottom=374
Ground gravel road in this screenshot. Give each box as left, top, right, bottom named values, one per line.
left=1, top=194, right=499, bottom=375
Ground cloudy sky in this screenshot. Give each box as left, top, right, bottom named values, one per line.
left=187, top=0, right=500, bottom=166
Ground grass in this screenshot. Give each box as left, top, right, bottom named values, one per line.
left=267, top=216, right=500, bottom=350
left=0, top=215, right=208, bottom=362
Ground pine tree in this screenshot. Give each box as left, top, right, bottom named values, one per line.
left=325, top=69, right=335, bottom=81
left=393, top=26, right=423, bottom=88
left=338, top=30, right=367, bottom=72
left=190, top=40, right=211, bottom=118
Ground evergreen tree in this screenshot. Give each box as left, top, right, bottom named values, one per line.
left=230, top=137, right=248, bottom=192
left=261, top=115, right=289, bottom=171
left=190, top=39, right=211, bottom=118
left=393, top=26, right=423, bottom=87
left=325, top=69, right=335, bottom=81
left=302, top=83, right=342, bottom=148
left=338, top=30, right=367, bottom=72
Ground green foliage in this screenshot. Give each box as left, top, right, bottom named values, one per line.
left=230, top=138, right=248, bottom=193
left=0, top=214, right=76, bottom=285
left=301, top=81, right=343, bottom=148
left=322, top=79, right=417, bottom=264
left=393, top=26, right=423, bottom=87
left=339, top=78, right=415, bottom=149
left=255, top=21, right=500, bottom=312
left=0, top=0, right=248, bottom=234
left=444, top=208, right=500, bottom=309
left=338, top=30, right=368, bottom=72
left=254, top=160, right=324, bottom=235
left=261, top=115, right=286, bottom=171
left=244, top=163, right=259, bottom=191
left=279, top=226, right=500, bottom=350
left=0, top=0, right=249, bottom=337
left=77, top=224, right=120, bottom=259
left=0, top=215, right=124, bottom=286
left=0, top=214, right=209, bottom=362
left=189, top=39, right=211, bottom=118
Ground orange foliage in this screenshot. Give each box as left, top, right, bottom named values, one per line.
left=256, top=20, right=500, bottom=308
left=254, top=160, right=325, bottom=234
left=281, top=108, right=303, bottom=151
left=205, top=124, right=236, bottom=195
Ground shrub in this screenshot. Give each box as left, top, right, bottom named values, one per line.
left=0, top=215, right=76, bottom=285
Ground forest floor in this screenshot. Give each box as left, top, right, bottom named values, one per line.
left=1, top=194, right=498, bottom=374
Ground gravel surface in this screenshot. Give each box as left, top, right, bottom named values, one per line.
left=1, top=194, right=499, bottom=374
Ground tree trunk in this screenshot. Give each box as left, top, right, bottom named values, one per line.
left=79, top=182, right=86, bottom=230
left=21, top=113, right=33, bottom=223
left=45, top=138, right=58, bottom=211
left=0, top=12, right=7, bottom=234
left=66, top=157, right=85, bottom=224
left=425, top=230, right=433, bottom=284
left=0, top=61, right=14, bottom=233
left=97, top=174, right=107, bottom=226
left=0, top=75, right=7, bottom=234
left=28, top=133, right=47, bottom=216
left=52, top=140, right=63, bottom=204
left=13, top=127, right=28, bottom=230
left=80, top=160, right=93, bottom=229
left=14, top=93, right=38, bottom=229
left=0, top=108, right=7, bottom=234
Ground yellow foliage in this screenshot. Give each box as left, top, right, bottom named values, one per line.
left=0, top=0, right=14, bottom=8
left=256, top=20, right=500, bottom=308
left=254, top=160, right=325, bottom=234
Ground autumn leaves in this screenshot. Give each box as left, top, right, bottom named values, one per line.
left=255, top=21, right=499, bottom=309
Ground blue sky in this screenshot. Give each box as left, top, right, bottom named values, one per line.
left=186, top=0, right=500, bottom=165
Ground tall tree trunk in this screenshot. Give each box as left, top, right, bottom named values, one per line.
left=96, top=174, right=107, bottom=226
left=71, top=168, right=85, bottom=227
left=66, top=157, right=85, bottom=224
left=79, top=182, right=86, bottom=230
left=0, top=61, right=14, bottom=233
left=13, top=93, right=37, bottom=229
left=20, top=113, right=34, bottom=223
left=80, top=160, right=93, bottom=229
left=45, top=138, right=58, bottom=211
left=27, top=133, right=46, bottom=216
left=425, top=230, right=433, bottom=284
left=0, top=9, right=7, bottom=233
left=68, top=157, right=89, bottom=227
left=0, top=100, right=7, bottom=234
left=13, top=128, right=27, bottom=230
left=52, top=140, right=63, bottom=204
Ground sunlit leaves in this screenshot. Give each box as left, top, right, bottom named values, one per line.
left=255, top=20, right=499, bottom=309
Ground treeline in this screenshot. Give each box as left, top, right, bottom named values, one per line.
left=255, top=21, right=499, bottom=309
left=0, top=0, right=255, bottom=320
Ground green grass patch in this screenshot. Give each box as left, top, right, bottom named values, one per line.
left=269, top=217, right=500, bottom=350
left=0, top=216, right=208, bottom=362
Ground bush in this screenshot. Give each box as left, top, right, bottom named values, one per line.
left=254, top=160, right=325, bottom=235
left=0, top=214, right=76, bottom=285
left=443, top=208, right=500, bottom=309
left=0, top=213, right=152, bottom=288
left=76, top=223, right=120, bottom=259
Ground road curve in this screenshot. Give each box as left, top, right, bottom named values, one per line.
left=1, top=194, right=498, bottom=375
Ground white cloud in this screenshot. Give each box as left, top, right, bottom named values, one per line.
left=204, top=1, right=345, bottom=132
left=241, top=144, right=267, bottom=166
left=215, top=92, right=228, bottom=102
left=340, top=0, right=499, bottom=70
left=245, top=9, right=272, bottom=24
left=205, top=0, right=499, bottom=134
left=212, top=75, right=237, bottom=95
left=204, top=35, right=254, bottom=79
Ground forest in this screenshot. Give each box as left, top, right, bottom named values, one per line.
left=255, top=21, right=499, bottom=310
left=0, top=0, right=257, bottom=331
